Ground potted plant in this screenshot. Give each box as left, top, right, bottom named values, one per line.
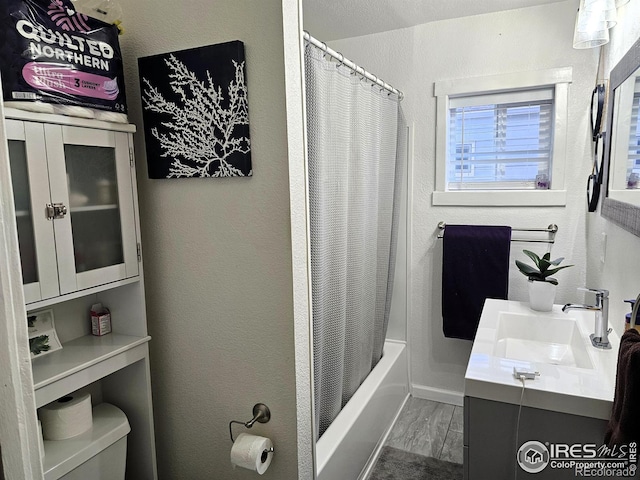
left=515, top=250, right=573, bottom=311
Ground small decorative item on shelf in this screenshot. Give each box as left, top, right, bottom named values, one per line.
left=91, top=303, right=112, bottom=336
left=535, top=173, right=550, bottom=190
left=516, top=250, right=573, bottom=312
left=28, top=309, right=63, bottom=358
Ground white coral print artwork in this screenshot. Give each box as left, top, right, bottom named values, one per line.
left=139, top=41, right=252, bottom=178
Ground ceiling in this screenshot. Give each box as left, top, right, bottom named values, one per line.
left=303, top=0, right=569, bottom=41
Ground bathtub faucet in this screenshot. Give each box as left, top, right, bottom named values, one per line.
left=562, top=287, right=611, bottom=350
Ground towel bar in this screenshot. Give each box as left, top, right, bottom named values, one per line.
left=436, top=222, right=558, bottom=244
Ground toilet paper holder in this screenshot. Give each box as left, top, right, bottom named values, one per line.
left=229, top=403, right=275, bottom=455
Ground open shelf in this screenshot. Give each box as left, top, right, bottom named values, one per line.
left=26, top=276, right=140, bottom=311
left=32, top=333, right=151, bottom=408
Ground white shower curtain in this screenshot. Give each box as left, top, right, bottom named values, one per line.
left=304, top=45, right=405, bottom=439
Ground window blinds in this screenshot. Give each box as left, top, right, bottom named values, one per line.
left=626, top=78, right=640, bottom=189
left=447, top=88, right=554, bottom=190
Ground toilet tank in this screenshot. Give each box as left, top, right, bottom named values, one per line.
left=43, top=403, right=131, bottom=480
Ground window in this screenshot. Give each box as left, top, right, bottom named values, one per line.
left=625, top=78, right=640, bottom=189
left=434, top=68, right=572, bottom=206
left=448, top=89, right=553, bottom=190
left=610, top=74, right=640, bottom=200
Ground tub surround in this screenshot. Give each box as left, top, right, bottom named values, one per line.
left=465, top=299, right=619, bottom=420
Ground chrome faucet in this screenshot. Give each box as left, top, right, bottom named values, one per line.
left=562, top=288, right=611, bottom=349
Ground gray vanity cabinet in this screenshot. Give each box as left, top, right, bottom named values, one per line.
left=464, top=396, right=611, bottom=480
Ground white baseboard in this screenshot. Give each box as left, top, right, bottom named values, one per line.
left=411, top=384, right=464, bottom=407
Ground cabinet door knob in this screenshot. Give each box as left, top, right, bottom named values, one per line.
left=45, top=203, right=68, bottom=220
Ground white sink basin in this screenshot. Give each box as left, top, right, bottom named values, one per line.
left=464, top=299, right=620, bottom=421
left=493, top=312, right=594, bottom=369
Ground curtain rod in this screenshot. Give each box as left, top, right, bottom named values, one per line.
left=303, top=31, right=404, bottom=101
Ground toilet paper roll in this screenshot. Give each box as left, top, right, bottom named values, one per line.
left=3, top=101, right=55, bottom=114
left=53, top=105, right=96, bottom=119
left=94, top=111, right=129, bottom=124
left=230, top=433, right=273, bottom=475
left=39, top=393, right=93, bottom=440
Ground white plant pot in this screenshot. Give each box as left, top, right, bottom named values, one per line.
left=528, top=280, right=556, bottom=312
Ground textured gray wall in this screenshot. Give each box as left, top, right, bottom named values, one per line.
left=118, top=1, right=304, bottom=478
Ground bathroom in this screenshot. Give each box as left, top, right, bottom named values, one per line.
left=1, top=0, right=640, bottom=478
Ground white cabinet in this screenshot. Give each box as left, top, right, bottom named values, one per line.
left=6, top=117, right=139, bottom=305
left=4, top=109, right=157, bottom=480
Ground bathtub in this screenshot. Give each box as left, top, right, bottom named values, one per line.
left=316, top=341, right=409, bottom=480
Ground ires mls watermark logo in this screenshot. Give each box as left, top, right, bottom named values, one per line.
left=518, top=441, right=551, bottom=473
left=517, top=441, right=637, bottom=477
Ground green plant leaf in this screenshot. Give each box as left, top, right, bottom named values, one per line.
left=522, top=250, right=541, bottom=268
left=546, top=277, right=559, bottom=285
left=538, top=257, right=552, bottom=273
left=542, top=252, right=551, bottom=261
left=515, top=260, right=540, bottom=276
left=548, top=257, right=565, bottom=266
left=541, top=265, right=573, bottom=278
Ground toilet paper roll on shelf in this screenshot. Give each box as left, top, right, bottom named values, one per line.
left=230, top=433, right=274, bottom=475
left=39, top=392, right=93, bottom=440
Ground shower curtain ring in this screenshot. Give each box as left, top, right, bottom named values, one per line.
left=337, top=52, right=345, bottom=68
left=321, top=41, right=329, bottom=58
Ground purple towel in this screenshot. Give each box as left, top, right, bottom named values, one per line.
left=442, top=225, right=512, bottom=340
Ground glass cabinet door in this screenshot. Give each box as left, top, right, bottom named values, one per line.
left=8, top=140, right=38, bottom=284
left=66, top=144, right=125, bottom=273
left=5, top=120, right=59, bottom=303
left=45, top=125, right=138, bottom=294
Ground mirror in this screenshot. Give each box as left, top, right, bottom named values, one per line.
left=608, top=63, right=640, bottom=203
left=602, top=36, right=640, bottom=236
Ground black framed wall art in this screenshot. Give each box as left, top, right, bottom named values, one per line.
left=139, top=40, right=252, bottom=178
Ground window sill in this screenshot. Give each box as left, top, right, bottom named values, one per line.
left=608, top=190, right=640, bottom=205
left=432, top=190, right=567, bottom=207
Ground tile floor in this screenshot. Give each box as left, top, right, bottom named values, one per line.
left=384, top=396, right=464, bottom=464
